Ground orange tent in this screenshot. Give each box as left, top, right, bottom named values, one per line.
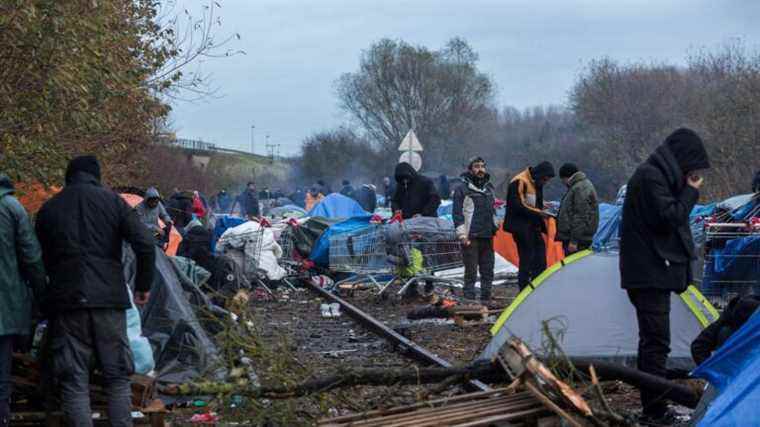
left=121, top=193, right=182, bottom=256
left=15, top=182, right=60, bottom=214
left=493, top=218, right=565, bottom=268
left=304, top=192, right=325, bottom=212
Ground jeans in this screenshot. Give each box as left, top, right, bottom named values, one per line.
left=462, top=238, right=495, bottom=299
left=628, top=288, right=671, bottom=418
left=46, top=309, right=134, bottom=427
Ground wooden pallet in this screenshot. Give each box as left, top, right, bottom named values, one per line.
left=318, top=388, right=553, bottom=427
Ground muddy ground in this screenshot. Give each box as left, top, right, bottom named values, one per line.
left=170, top=281, right=694, bottom=425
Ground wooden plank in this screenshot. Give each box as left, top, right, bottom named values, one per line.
left=320, top=389, right=512, bottom=424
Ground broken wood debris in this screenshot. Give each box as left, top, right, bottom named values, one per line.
left=318, top=389, right=550, bottom=427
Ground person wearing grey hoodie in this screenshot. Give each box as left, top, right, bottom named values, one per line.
left=135, top=187, right=173, bottom=240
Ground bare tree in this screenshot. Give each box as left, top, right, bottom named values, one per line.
left=336, top=38, right=495, bottom=170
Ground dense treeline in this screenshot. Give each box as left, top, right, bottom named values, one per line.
left=298, top=39, right=760, bottom=201
left=0, top=0, right=239, bottom=191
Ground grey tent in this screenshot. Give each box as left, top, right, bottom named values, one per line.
left=480, top=250, right=719, bottom=370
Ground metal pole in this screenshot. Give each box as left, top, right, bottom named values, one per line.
left=250, top=125, right=255, bottom=154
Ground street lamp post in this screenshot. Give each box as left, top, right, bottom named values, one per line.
left=251, top=125, right=256, bottom=154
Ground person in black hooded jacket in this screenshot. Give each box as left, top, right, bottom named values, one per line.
left=753, top=169, right=760, bottom=193
left=35, top=155, right=156, bottom=425
left=503, top=161, right=555, bottom=290
left=391, top=162, right=441, bottom=219
left=620, top=128, right=710, bottom=422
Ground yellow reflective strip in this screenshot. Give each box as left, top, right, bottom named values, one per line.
left=680, top=291, right=710, bottom=328
left=490, top=250, right=592, bottom=336
left=491, top=286, right=532, bottom=335
left=688, top=285, right=720, bottom=321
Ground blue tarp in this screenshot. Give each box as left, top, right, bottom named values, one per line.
left=592, top=203, right=716, bottom=253
left=692, top=308, right=760, bottom=426
left=592, top=203, right=623, bottom=251
left=307, top=193, right=368, bottom=218
left=309, top=216, right=374, bottom=266
left=213, top=215, right=246, bottom=250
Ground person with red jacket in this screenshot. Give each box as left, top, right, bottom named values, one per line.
left=192, top=191, right=206, bottom=219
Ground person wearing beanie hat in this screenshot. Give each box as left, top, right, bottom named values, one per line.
left=555, top=163, right=599, bottom=254
left=35, top=155, right=156, bottom=425
left=503, top=161, right=555, bottom=290
left=453, top=156, right=498, bottom=301
left=620, top=127, right=710, bottom=423
left=339, top=179, right=355, bottom=198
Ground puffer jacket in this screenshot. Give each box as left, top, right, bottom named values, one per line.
left=0, top=175, right=46, bottom=335
left=620, top=129, right=710, bottom=292
left=35, top=172, right=156, bottom=313
left=453, top=172, right=497, bottom=239
left=556, top=172, right=599, bottom=244
left=391, top=162, right=441, bottom=219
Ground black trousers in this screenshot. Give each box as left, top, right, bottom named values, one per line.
left=513, top=229, right=546, bottom=291
left=0, top=335, right=13, bottom=426
left=462, top=238, right=495, bottom=299
left=627, top=288, right=671, bottom=418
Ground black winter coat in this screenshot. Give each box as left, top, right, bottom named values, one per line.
left=167, top=192, right=194, bottom=228
left=391, top=163, right=441, bottom=219
left=620, top=145, right=702, bottom=292
left=353, top=185, right=377, bottom=213
left=453, top=173, right=497, bottom=239
left=35, top=172, right=155, bottom=313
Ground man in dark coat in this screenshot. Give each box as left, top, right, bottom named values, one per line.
left=339, top=180, right=355, bottom=198
left=753, top=169, right=760, bottom=193
left=214, top=189, right=232, bottom=213
left=0, top=174, right=46, bottom=424
left=166, top=190, right=194, bottom=230
left=233, top=182, right=260, bottom=219
left=35, top=155, right=155, bottom=425
left=555, top=163, right=599, bottom=254
left=503, top=161, right=555, bottom=290
left=353, top=184, right=377, bottom=213
left=620, top=128, right=710, bottom=422
left=691, top=295, right=759, bottom=366
left=453, top=157, right=498, bottom=301
left=391, top=162, right=441, bottom=219
left=383, top=176, right=395, bottom=208
left=438, top=175, right=451, bottom=200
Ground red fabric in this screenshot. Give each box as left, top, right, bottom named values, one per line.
left=192, top=194, right=206, bottom=218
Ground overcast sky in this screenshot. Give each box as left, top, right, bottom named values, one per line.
left=169, top=0, right=760, bottom=156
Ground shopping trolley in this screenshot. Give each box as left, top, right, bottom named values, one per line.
left=328, top=223, right=396, bottom=292
left=216, top=226, right=277, bottom=298
left=701, top=196, right=760, bottom=308
left=386, top=219, right=465, bottom=297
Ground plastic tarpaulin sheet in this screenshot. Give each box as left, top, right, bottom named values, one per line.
left=213, top=214, right=246, bottom=250
left=306, top=193, right=368, bottom=218
left=125, top=286, right=155, bottom=375
left=592, top=203, right=622, bottom=252
left=692, top=308, right=760, bottom=426
left=216, top=221, right=286, bottom=281
left=269, top=205, right=307, bottom=219
left=123, top=246, right=222, bottom=385
left=310, top=216, right=373, bottom=266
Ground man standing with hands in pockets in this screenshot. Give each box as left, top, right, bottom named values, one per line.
left=453, top=157, right=498, bottom=302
